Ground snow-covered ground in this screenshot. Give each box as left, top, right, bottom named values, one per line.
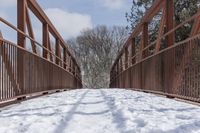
left=0, top=89, right=200, bottom=133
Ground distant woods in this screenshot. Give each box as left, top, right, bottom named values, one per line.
left=67, top=26, right=128, bottom=88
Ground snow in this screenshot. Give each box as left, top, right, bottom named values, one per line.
left=0, top=89, right=200, bottom=133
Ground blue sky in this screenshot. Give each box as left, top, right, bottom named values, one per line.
left=0, top=0, right=133, bottom=42
left=37, top=0, right=133, bottom=27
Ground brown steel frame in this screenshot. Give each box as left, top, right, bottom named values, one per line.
left=0, top=0, right=82, bottom=104
left=110, top=0, right=200, bottom=103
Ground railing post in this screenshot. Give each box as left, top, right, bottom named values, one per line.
left=165, top=0, right=174, bottom=46
left=117, top=62, right=120, bottom=87
left=139, top=22, right=148, bottom=61
left=143, top=22, right=149, bottom=58
left=120, top=58, right=123, bottom=73
left=47, top=33, right=53, bottom=62
left=0, top=30, right=2, bottom=43
left=191, top=9, right=200, bottom=36
left=125, top=47, right=129, bottom=69
left=17, top=0, right=26, bottom=48
left=55, top=39, right=61, bottom=65
left=72, top=60, right=74, bottom=75
left=120, top=57, right=123, bottom=88
left=43, top=23, right=49, bottom=59
left=69, top=56, right=72, bottom=73
left=63, top=48, right=67, bottom=69
left=131, top=38, right=135, bottom=64
left=17, top=0, right=27, bottom=95
left=163, top=0, right=175, bottom=94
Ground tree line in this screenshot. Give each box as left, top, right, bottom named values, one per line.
left=68, top=26, right=128, bottom=88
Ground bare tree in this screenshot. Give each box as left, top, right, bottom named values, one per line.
left=68, top=25, right=128, bottom=88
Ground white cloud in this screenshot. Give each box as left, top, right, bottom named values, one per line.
left=0, top=0, right=16, bottom=8
left=103, top=0, right=124, bottom=10
left=0, top=11, right=8, bottom=19
left=0, top=0, right=16, bottom=19
left=44, top=8, right=93, bottom=39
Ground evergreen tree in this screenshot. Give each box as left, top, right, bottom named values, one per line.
left=126, top=0, right=199, bottom=42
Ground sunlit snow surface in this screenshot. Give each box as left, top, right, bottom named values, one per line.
left=0, top=89, right=200, bottom=133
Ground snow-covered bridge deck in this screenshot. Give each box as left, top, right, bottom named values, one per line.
left=0, top=89, right=200, bottom=133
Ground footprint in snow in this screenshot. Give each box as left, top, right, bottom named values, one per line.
left=134, top=118, right=147, bottom=128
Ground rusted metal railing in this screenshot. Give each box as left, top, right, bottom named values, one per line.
left=0, top=0, right=82, bottom=103
left=0, top=39, right=82, bottom=102
left=110, top=0, right=200, bottom=102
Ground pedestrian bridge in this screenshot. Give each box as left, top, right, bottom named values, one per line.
left=1, top=0, right=200, bottom=132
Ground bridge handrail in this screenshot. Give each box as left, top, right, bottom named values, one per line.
left=0, top=39, right=82, bottom=102
left=0, top=18, right=81, bottom=80
left=111, top=12, right=200, bottom=81
left=0, top=37, right=82, bottom=82
left=110, top=33, right=200, bottom=102
left=110, top=0, right=200, bottom=103
left=111, top=1, right=200, bottom=77
left=110, top=33, right=200, bottom=83
left=111, top=0, right=200, bottom=72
